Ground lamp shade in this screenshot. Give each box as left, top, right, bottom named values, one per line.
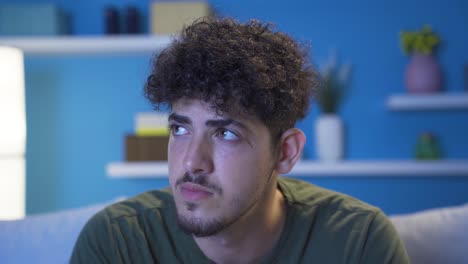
left=0, top=46, right=26, bottom=156
left=0, top=46, right=25, bottom=219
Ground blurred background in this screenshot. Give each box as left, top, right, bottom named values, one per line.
left=0, top=0, right=467, bottom=217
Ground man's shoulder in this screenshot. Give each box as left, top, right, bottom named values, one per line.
left=72, top=188, right=176, bottom=250
left=100, top=187, right=174, bottom=222
left=71, top=188, right=181, bottom=263
left=278, top=177, right=409, bottom=263
left=279, top=176, right=379, bottom=217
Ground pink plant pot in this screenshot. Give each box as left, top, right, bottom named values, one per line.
left=405, top=53, right=442, bottom=93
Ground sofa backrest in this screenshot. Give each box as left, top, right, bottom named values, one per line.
left=0, top=201, right=110, bottom=264
left=390, top=203, right=468, bottom=264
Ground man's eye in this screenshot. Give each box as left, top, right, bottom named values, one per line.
left=217, top=128, right=239, bottom=141
left=170, top=125, right=188, bottom=136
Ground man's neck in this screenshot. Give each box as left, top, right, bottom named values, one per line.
left=193, top=182, right=287, bottom=264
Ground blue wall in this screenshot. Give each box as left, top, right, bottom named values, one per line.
left=1, top=0, right=467, bottom=215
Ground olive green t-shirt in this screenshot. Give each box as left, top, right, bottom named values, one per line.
left=70, top=177, right=409, bottom=263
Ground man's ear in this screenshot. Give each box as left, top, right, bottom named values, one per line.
left=275, top=128, right=306, bottom=174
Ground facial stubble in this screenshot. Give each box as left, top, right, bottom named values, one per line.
left=175, top=168, right=276, bottom=238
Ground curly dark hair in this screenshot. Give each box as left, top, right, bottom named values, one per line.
left=145, top=17, right=318, bottom=142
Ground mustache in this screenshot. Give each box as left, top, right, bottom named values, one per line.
left=176, top=172, right=223, bottom=195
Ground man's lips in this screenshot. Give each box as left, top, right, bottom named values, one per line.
left=179, top=182, right=214, bottom=202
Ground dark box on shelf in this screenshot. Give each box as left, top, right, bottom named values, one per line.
left=125, top=135, right=169, bottom=161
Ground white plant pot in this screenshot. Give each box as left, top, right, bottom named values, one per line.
left=315, top=114, right=344, bottom=162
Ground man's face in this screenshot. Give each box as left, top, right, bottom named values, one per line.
left=168, top=99, right=277, bottom=237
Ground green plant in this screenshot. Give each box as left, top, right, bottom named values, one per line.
left=317, top=64, right=350, bottom=114
left=400, top=25, right=440, bottom=55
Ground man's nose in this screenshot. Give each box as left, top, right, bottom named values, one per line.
left=182, top=135, right=214, bottom=175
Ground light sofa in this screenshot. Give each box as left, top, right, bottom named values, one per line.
left=1, top=199, right=467, bottom=264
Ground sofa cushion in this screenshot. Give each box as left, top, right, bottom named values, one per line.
left=2, top=199, right=466, bottom=263
left=390, top=203, right=468, bottom=264
left=0, top=200, right=115, bottom=264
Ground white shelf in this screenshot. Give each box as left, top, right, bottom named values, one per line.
left=0, top=35, right=174, bottom=54
left=107, top=161, right=169, bottom=178
left=387, top=94, right=468, bottom=110
left=106, top=160, right=468, bottom=178
left=290, top=160, right=468, bottom=176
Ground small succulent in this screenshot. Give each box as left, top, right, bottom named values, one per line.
left=400, top=25, right=440, bottom=55
left=317, top=55, right=351, bottom=114
left=415, top=132, right=441, bottom=160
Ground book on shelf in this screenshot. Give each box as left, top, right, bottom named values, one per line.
left=134, top=112, right=169, bottom=136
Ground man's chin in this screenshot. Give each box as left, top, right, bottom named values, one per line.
left=176, top=213, right=226, bottom=237
left=175, top=195, right=215, bottom=213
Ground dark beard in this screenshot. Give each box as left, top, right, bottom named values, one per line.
left=175, top=193, right=259, bottom=238
left=176, top=212, right=228, bottom=237
left=174, top=170, right=275, bottom=237
left=174, top=172, right=228, bottom=237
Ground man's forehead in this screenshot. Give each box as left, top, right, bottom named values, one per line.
left=172, top=99, right=242, bottom=119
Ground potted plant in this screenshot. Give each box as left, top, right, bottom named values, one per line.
left=315, top=60, right=350, bottom=162
left=400, top=25, right=442, bottom=93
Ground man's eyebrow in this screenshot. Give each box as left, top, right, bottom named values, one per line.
left=168, top=113, right=191, bottom=125
left=206, top=118, right=248, bottom=131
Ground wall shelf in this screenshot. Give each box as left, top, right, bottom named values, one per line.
left=0, top=35, right=173, bottom=54
left=387, top=94, right=468, bottom=110
left=106, top=160, right=468, bottom=178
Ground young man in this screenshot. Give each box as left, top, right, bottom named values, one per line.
left=71, top=18, right=409, bottom=263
